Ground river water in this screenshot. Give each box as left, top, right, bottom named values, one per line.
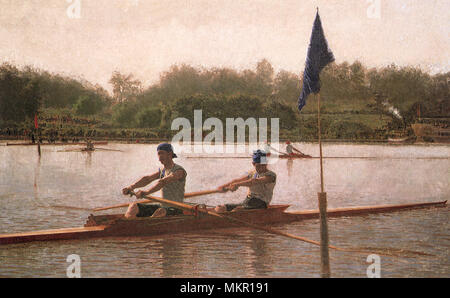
left=0, top=142, right=448, bottom=277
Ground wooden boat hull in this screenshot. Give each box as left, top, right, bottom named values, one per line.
left=0, top=200, right=446, bottom=245
left=0, top=226, right=108, bottom=245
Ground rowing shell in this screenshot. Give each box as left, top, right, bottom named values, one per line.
left=58, top=147, right=123, bottom=152
left=0, top=200, right=445, bottom=245
left=6, top=141, right=108, bottom=146
left=277, top=153, right=312, bottom=159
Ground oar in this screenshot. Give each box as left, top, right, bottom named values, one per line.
left=184, top=189, right=221, bottom=198
left=93, top=189, right=222, bottom=212
left=268, top=145, right=288, bottom=156
left=57, top=148, right=80, bottom=152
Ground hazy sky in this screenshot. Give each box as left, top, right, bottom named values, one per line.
left=1, top=0, right=448, bottom=91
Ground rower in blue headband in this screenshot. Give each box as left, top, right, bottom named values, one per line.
left=214, top=149, right=276, bottom=213
left=252, top=149, right=267, bottom=164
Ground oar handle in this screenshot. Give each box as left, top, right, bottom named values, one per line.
left=93, top=199, right=150, bottom=212
left=184, top=189, right=222, bottom=198
left=93, top=189, right=222, bottom=212
left=129, top=189, right=222, bottom=200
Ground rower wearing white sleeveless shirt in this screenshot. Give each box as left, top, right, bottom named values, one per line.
left=246, top=168, right=276, bottom=205
left=215, top=150, right=276, bottom=212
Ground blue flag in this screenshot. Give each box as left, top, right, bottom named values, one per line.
left=298, top=11, right=335, bottom=111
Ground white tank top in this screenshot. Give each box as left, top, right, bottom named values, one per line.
left=246, top=169, right=276, bottom=204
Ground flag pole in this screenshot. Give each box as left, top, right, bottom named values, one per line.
left=35, top=114, right=41, bottom=157
left=297, top=8, right=334, bottom=277
left=317, top=93, right=324, bottom=192
left=317, top=92, right=330, bottom=278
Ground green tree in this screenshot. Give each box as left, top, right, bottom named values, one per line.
left=264, top=100, right=297, bottom=129
left=73, top=94, right=104, bottom=115
left=0, top=63, right=42, bottom=124
left=203, top=68, right=244, bottom=96
left=273, top=70, right=301, bottom=104
left=158, top=64, right=203, bottom=102
left=112, top=102, right=138, bottom=127
left=136, top=107, right=162, bottom=128
left=369, top=65, right=432, bottom=114
left=109, top=72, right=142, bottom=103
left=255, top=59, right=274, bottom=98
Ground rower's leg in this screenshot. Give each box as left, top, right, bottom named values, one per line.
left=125, top=202, right=139, bottom=219
left=231, top=206, right=244, bottom=212
left=214, top=205, right=227, bottom=213
left=151, top=208, right=167, bottom=218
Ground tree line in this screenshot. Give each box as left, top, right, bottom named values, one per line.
left=1, top=60, right=448, bottom=138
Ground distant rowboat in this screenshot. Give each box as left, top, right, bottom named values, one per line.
left=387, top=137, right=414, bottom=143
left=0, top=200, right=445, bottom=245
left=185, top=153, right=313, bottom=159
left=59, top=147, right=123, bottom=152
left=6, top=141, right=108, bottom=146
left=277, top=153, right=312, bottom=159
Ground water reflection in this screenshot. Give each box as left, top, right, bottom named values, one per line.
left=286, top=159, right=293, bottom=179
left=159, top=237, right=186, bottom=277
left=246, top=230, right=272, bottom=277
left=85, top=151, right=93, bottom=167
left=33, top=155, right=41, bottom=199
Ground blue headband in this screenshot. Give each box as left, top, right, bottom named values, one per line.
left=252, top=150, right=267, bottom=164
left=157, top=143, right=177, bottom=158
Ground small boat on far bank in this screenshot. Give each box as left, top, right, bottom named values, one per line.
left=387, top=136, right=415, bottom=144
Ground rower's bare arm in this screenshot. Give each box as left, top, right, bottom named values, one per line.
left=136, top=169, right=185, bottom=198
left=233, top=175, right=275, bottom=188
left=122, top=172, right=160, bottom=194
left=159, top=169, right=186, bottom=185
left=217, top=175, right=249, bottom=191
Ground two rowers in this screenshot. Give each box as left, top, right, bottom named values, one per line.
left=122, top=144, right=276, bottom=218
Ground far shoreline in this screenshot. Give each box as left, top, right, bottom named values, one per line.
left=1, top=136, right=448, bottom=146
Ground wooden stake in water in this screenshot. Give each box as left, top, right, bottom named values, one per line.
left=35, top=114, right=41, bottom=157
left=317, top=93, right=330, bottom=278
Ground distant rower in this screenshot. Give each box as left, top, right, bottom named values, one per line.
left=284, top=141, right=310, bottom=158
